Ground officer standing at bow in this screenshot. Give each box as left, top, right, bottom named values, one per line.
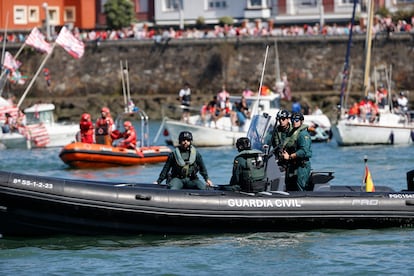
left=155, top=131, right=213, bottom=189
left=281, top=112, right=312, bottom=191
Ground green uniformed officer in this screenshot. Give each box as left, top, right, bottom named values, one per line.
left=281, top=112, right=312, bottom=191
left=229, top=137, right=266, bottom=192
left=155, top=131, right=213, bottom=189
left=270, top=109, right=292, bottom=167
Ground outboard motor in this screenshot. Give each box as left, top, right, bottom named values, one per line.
left=407, top=170, right=414, bottom=191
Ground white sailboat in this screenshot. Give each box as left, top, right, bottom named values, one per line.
left=332, top=0, right=414, bottom=146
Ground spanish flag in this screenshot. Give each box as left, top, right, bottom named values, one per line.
left=364, top=165, right=375, bottom=192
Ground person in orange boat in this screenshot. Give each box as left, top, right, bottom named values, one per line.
left=95, top=107, right=114, bottom=145
left=115, top=121, right=137, bottom=149
left=79, top=113, right=94, bottom=144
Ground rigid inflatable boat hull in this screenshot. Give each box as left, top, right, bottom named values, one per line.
left=1, top=171, right=414, bottom=236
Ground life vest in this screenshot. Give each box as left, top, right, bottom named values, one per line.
left=172, top=146, right=198, bottom=178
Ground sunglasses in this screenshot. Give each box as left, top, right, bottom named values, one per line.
left=279, top=117, right=288, bottom=121
left=292, top=118, right=301, bottom=122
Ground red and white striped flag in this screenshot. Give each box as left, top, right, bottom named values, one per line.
left=3, top=51, right=21, bottom=71
left=56, top=26, right=85, bottom=59
left=25, top=28, right=52, bottom=54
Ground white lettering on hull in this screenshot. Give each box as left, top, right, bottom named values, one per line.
left=389, top=194, right=414, bottom=199
left=227, top=199, right=302, bottom=208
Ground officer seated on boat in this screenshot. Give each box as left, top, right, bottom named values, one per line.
left=154, top=131, right=213, bottom=190
left=228, top=137, right=267, bottom=193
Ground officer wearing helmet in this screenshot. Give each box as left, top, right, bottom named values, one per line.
left=281, top=112, right=312, bottom=191
left=229, top=137, right=266, bottom=192
left=270, top=109, right=292, bottom=165
left=155, top=131, right=213, bottom=189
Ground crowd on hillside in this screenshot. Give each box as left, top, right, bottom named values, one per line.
left=1, top=14, right=414, bottom=44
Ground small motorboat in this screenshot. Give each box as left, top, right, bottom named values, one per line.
left=59, top=142, right=171, bottom=169
left=1, top=114, right=414, bottom=237
left=60, top=107, right=171, bottom=168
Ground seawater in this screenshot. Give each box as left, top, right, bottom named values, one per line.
left=0, top=121, right=413, bottom=275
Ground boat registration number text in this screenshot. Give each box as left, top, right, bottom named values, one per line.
left=13, top=178, right=54, bottom=189
left=227, top=199, right=301, bottom=208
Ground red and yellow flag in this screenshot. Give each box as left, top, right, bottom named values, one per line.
left=364, top=165, right=375, bottom=192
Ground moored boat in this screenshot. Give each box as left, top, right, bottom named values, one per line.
left=0, top=103, right=79, bottom=149
left=332, top=0, right=414, bottom=146
left=162, top=94, right=332, bottom=147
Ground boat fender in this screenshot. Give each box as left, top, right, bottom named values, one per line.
left=411, top=130, right=414, bottom=142
left=407, top=170, right=414, bottom=191
left=389, top=131, right=394, bottom=145
left=135, top=194, right=151, bottom=200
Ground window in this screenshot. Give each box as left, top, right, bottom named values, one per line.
left=47, top=7, right=60, bottom=26
left=164, top=0, right=180, bottom=11
left=64, top=7, right=76, bottom=22
left=298, top=0, right=318, bottom=7
left=208, top=1, right=227, bottom=9
left=247, top=0, right=265, bottom=8
left=14, top=6, right=27, bottom=25
left=28, top=6, right=39, bottom=23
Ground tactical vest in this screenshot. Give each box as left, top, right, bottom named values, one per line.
left=283, top=124, right=308, bottom=152
left=236, top=149, right=266, bottom=192
left=172, top=147, right=198, bottom=179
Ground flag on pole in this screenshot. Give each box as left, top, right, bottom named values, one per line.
left=56, top=26, right=85, bottom=59
left=3, top=51, right=21, bottom=71
left=364, top=164, right=375, bottom=192
left=25, top=28, right=52, bottom=54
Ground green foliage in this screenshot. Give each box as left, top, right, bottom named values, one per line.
left=104, top=0, right=135, bottom=29
left=218, top=16, right=234, bottom=26
left=376, top=7, right=390, bottom=17
left=196, top=16, right=206, bottom=29
left=392, top=8, right=414, bottom=23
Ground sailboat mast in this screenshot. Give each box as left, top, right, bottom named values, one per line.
left=339, top=0, right=357, bottom=112
left=274, top=39, right=281, bottom=83
left=363, top=0, right=375, bottom=96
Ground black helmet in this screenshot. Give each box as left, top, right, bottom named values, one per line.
left=291, top=112, right=304, bottom=122
left=179, top=131, right=193, bottom=143
left=236, top=137, right=251, bottom=152
left=277, top=109, right=290, bottom=120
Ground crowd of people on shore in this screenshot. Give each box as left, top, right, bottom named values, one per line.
left=2, top=14, right=414, bottom=44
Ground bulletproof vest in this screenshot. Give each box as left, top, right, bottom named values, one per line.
left=236, top=149, right=266, bottom=192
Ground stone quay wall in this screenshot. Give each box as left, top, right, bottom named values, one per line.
left=5, top=33, right=414, bottom=121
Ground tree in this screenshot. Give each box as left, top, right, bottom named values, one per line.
left=104, top=0, right=135, bottom=29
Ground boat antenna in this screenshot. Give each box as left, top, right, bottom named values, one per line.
left=338, top=0, right=357, bottom=115
left=252, top=44, right=270, bottom=116
left=120, top=60, right=127, bottom=112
